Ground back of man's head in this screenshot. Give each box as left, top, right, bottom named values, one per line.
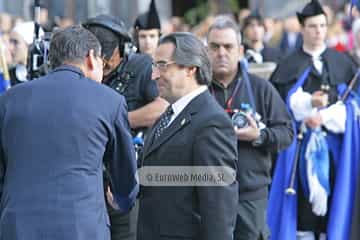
left=49, top=25, right=101, bottom=69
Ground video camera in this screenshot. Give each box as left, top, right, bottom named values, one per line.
left=27, top=32, right=51, bottom=79
left=26, top=0, right=51, bottom=80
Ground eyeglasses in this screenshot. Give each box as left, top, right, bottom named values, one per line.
left=152, top=60, right=176, bottom=71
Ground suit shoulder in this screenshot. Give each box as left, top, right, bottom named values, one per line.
left=198, top=93, right=233, bottom=127
left=93, top=82, right=126, bottom=103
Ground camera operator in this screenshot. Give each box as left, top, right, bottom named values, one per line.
left=207, top=16, right=293, bottom=240
left=82, top=15, right=168, bottom=240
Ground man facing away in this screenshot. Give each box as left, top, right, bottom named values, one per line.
left=0, top=25, right=138, bottom=240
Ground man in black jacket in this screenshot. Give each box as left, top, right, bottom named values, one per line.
left=82, top=15, right=168, bottom=240
left=207, top=16, right=293, bottom=240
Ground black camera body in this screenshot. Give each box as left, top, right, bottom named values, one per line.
left=231, top=103, right=259, bottom=129
left=27, top=32, right=51, bottom=80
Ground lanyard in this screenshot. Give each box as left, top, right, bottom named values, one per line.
left=225, top=73, right=243, bottom=112
left=214, top=62, right=256, bottom=113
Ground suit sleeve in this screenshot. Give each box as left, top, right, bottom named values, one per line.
left=104, top=97, right=139, bottom=212
left=193, top=115, right=238, bottom=240
left=0, top=96, right=5, bottom=202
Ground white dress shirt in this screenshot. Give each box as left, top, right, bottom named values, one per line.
left=167, top=86, right=208, bottom=127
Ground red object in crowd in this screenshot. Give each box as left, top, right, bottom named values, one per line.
left=334, top=42, right=347, bottom=52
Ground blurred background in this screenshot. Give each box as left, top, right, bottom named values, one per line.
left=0, top=0, right=350, bottom=27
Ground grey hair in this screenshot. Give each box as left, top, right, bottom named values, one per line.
left=158, top=32, right=212, bottom=85
left=206, top=16, right=242, bottom=45
left=49, top=25, right=101, bottom=69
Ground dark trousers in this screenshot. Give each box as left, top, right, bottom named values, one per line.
left=234, top=198, right=270, bottom=240
left=108, top=200, right=138, bottom=240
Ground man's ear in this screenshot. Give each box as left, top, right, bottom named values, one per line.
left=186, top=66, right=197, bottom=78
left=239, top=44, right=244, bottom=58
left=86, top=49, right=96, bottom=71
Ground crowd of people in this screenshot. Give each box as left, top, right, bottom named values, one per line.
left=0, top=0, right=360, bottom=240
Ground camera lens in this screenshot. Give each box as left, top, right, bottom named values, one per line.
left=232, top=112, right=248, bottom=128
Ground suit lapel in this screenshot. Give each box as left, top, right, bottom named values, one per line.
left=144, top=111, right=191, bottom=158
left=143, top=90, right=210, bottom=159
left=142, top=120, right=158, bottom=158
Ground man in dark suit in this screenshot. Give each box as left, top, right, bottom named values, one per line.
left=0, top=26, right=138, bottom=240
left=137, top=32, right=239, bottom=240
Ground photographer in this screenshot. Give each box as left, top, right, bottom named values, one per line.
left=207, top=16, right=293, bottom=240
left=82, top=15, right=168, bottom=240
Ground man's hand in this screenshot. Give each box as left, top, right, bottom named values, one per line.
left=311, top=91, right=328, bottom=108
left=304, top=113, right=323, bottom=129
left=234, top=113, right=260, bottom=141
left=106, top=186, right=120, bottom=210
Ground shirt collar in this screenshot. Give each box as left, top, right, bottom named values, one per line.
left=302, top=45, right=326, bottom=60
left=172, top=86, right=208, bottom=117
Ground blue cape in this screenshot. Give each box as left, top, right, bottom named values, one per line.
left=268, top=82, right=360, bottom=240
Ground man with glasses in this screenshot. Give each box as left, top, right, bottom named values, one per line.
left=0, top=25, right=138, bottom=240
left=207, top=16, right=293, bottom=240
left=82, top=15, right=168, bottom=240
left=137, top=32, right=239, bottom=240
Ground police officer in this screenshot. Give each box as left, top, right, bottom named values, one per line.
left=82, top=15, right=168, bottom=240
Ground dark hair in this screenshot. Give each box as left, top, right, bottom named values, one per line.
left=207, top=16, right=242, bottom=45
left=158, top=32, right=212, bottom=85
left=242, top=14, right=264, bottom=31
left=82, top=15, right=132, bottom=59
left=84, top=25, right=120, bottom=59
left=49, top=25, right=101, bottom=69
